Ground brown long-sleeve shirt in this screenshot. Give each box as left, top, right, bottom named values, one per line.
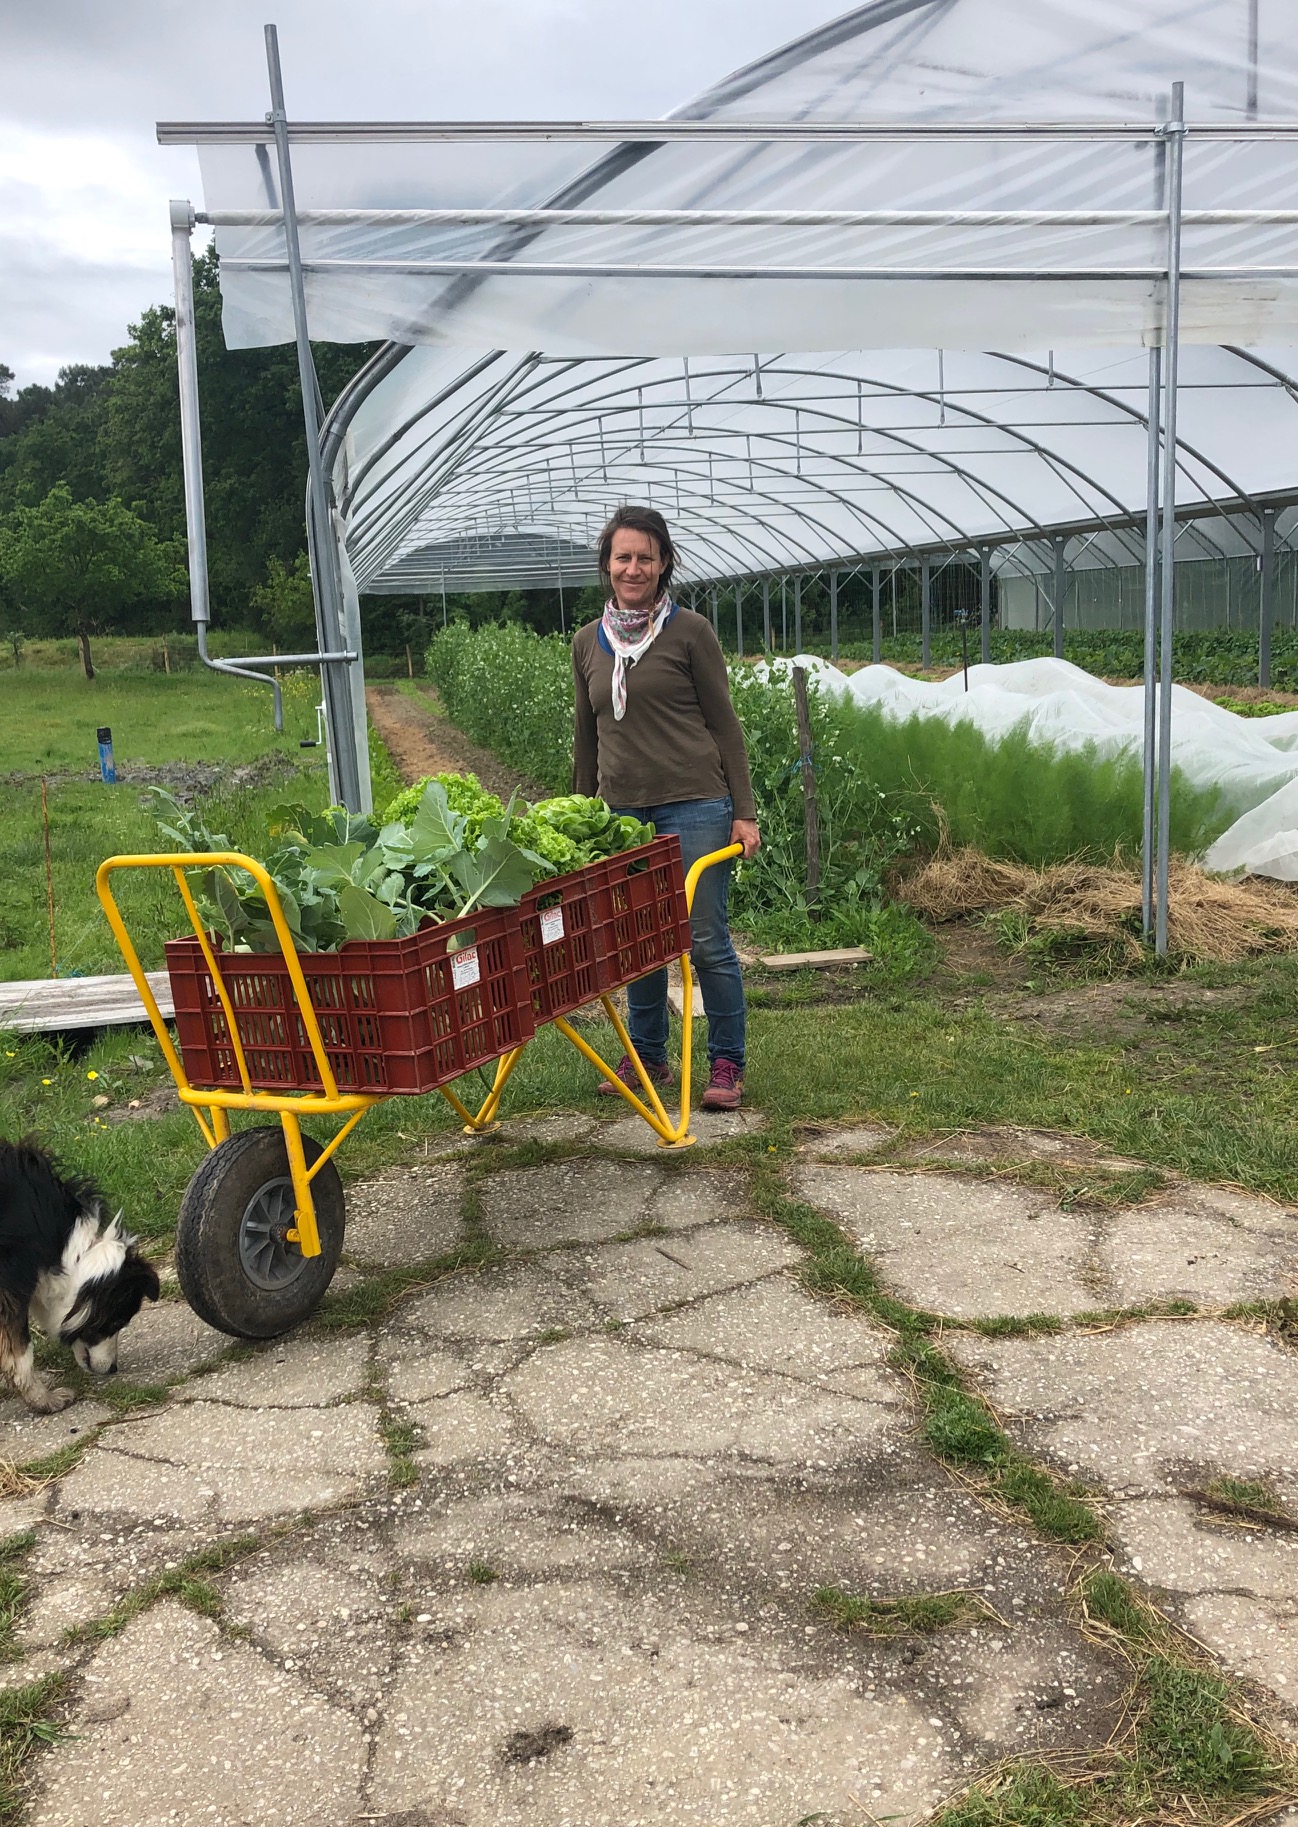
left=572, top=608, right=756, bottom=821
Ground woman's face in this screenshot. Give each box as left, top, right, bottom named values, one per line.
left=608, top=527, right=665, bottom=610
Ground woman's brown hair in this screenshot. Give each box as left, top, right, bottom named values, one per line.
left=596, top=505, right=677, bottom=594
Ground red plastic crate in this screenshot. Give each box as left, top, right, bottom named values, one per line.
left=585, top=835, right=693, bottom=994
left=165, top=906, right=534, bottom=1096
left=517, top=867, right=603, bottom=1022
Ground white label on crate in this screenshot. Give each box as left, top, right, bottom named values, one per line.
left=540, top=905, right=566, bottom=946
left=451, top=945, right=481, bottom=990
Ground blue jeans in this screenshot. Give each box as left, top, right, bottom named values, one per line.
left=610, top=796, right=746, bottom=1071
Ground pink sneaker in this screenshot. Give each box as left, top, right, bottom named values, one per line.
left=596, top=1054, right=673, bottom=1098
left=700, top=1058, right=744, bottom=1111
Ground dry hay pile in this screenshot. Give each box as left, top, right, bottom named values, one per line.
left=896, top=847, right=1298, bottom=962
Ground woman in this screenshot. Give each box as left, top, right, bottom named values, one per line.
left=572, top=505, right=760, bottom=1111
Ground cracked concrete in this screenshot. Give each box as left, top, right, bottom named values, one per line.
left=15, top=1142, right=1298, bottom=1824
left=793, top=1166, right=1097, bottom=1317
left=478, top=1158, right=749, bottom=1250
left=344, top=1163, right=466, bottom=1267
left=794, top=1163, right=1298, bottom=1318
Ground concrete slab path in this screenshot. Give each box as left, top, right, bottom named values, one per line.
left=7, top=1115, right=1297, bottom=1824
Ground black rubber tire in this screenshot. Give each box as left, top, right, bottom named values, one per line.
left=175, top=1128, right=345, bottom=1339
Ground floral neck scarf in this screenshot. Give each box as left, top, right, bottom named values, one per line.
left=601, top=592, right=672, bottom=720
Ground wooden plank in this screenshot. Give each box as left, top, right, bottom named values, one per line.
left=0, top=972, right=174, bottom=1034
left=758, top=948, right=873, bottom=972
left=667, top=982, right=705, bottom=1017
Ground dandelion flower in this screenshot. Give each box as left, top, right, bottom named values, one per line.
left=87, top=1070, right=99, bottom=1081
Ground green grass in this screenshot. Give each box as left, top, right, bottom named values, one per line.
left=810, top=1584, right=984, bottom=1635
left=468, top=1560, right=500, bottom=1585
left=1202, top=1476, right=1281, bottom=1514
left=0, top=664, right=320, bottom=776
left=0, top=1535, right=36, bottom=1664
left=380, top=1415, right=423, bottom=1489
left=62, top=1536, right=259, bottom=1644
left=0, top=1674, right=66, bottom=1822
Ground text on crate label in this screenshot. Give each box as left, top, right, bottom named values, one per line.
left=451, top=945, right=481, bottom=990
left=540, top=906, right=566, bottom=946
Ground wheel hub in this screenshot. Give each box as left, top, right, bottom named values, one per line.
left=238, top=1177, right=309, bottom=1290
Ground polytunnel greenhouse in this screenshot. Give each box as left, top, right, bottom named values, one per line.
left=159, top=0, right=1298, bottom=943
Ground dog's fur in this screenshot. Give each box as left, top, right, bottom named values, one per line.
left=0, top=1140, right=160, bottom=1412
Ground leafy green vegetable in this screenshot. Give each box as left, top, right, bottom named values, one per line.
left=150, top=776, right=654, bottom=953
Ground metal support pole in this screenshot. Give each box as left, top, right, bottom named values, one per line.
left=1155, top=81, right=1186, bottom=958
left=781, top=578, right=788, bottom=649
left=1259, top=507, right=1275, bottom=687
left=735, top=583, right=744, bottom=659
left=829, top=568, right=839, bottom=661
left=872, top=564, right=882, bottom=663
left=794, top=576, right=803, bottom=653
left=556, top=541, right=566, bottom=636
left=441, top=569, right=448, bottom=628
left=762, top=580, right=771, bottom=652
left=266, top=24, right=367, bottom=811
left=921, top=557, right=931, bottom=667
left=979, top=546, right=991, bottom=665
left=1052, top=533, right=1067, bottom=659
left=169, top=200, right=283, bottom=732
left=1141, top=346, right=1161, bottom=939
left=710, top=586, right=719, bottom=638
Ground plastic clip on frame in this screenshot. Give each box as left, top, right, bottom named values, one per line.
left=95, top=840, right=740, bottom=1299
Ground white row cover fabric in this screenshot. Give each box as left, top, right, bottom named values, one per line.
left=336, top=343, right=1298, bottom=593
left=202, top=0, right=1298, bottom=356
left=784, top=653, right=1298, bottom=879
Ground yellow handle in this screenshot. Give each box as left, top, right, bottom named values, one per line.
left=96, top=850, right=343, bottom=1102
left=683, top=841, right=743, bottom=916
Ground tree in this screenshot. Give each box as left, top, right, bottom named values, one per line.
left=250, top=551, right=316, bottom=646
left=0, top=484, right=185, bottom=678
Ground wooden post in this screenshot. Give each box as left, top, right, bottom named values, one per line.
left=163, top=637, right=171, bottom=675
left=792, top=665, right=821, bottom=913
left=405, top=643, right=414, bottom=678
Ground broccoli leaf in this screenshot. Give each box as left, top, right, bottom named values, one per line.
left=449, top=833, right=537, bottom=913
left=337, top=883, right=400, bottom=942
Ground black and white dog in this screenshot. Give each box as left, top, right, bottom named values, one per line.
left=0, top=1140, right=160, bottom=1412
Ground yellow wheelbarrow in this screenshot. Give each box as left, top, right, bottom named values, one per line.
left=95, top=839, right=740, bottom=1339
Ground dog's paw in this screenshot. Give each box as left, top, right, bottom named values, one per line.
left=26, top=1385, right=76, bottom=1415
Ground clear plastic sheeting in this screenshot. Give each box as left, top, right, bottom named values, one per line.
left=784, top=653, right=1298, bottom=879
left=336, top=343, right=1298, bottom=593
left=197, top=0, right=1298, bottom=356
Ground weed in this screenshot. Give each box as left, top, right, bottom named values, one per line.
left=0, top=1534, right=36, bottom=1663
left=1203, top=1476, right=1280, bottom=1514
left=0, top=1673, right=67, bottom=1822
left=315, top=1240, right=497, bottom=1329
left=662, top=1550, right=692, bottom=1575
left=968, top=1314, right=1066, bottom=1339
left=18, top=1441, right=87, bottom=1483
left=468, top=1561, right=500, bottom=1585
left=931, top=1762, right=1095, bottom=1827
left=811, top=1585, right=983, bottom=1635
left=63, top=1536, right=259, bottom=1644
left=380, top=1416, right=423, bottom=1490
left=92, top=1380, right=172, bottom=1416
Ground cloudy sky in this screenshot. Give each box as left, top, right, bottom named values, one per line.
left=2, top=0, right=834, bottom=388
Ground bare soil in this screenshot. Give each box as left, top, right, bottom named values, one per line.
left=366, top=684, right=550, bottom=805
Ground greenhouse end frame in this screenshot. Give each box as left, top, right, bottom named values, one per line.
left=162, top=25, right=1298, bottom=953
